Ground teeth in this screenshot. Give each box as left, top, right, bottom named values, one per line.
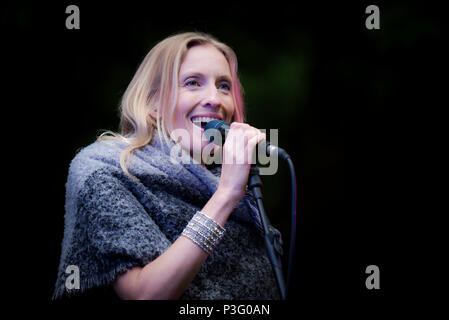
left=191, top=116, right=220, bottom=125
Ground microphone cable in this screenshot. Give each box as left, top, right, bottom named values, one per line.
left=283, top=153, right=297, bottom=298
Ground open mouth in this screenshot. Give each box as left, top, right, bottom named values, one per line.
left=191, top=116, right=221, bottom=129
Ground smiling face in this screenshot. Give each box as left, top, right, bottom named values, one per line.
left=172, top=44, right=235, bottom=158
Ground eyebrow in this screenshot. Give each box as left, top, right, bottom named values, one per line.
left=180, top=72, right=232, bottom=83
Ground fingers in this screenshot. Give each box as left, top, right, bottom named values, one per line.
left=217, top=123, right=265, bottom=197
left=228, top=122, right=264, bottom=144
left=223, top=122, right=266, bottom=165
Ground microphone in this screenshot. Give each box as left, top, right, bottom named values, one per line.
left=205, top=120, right=296, bottom=299
left=203, top=120, right=289, bottom=161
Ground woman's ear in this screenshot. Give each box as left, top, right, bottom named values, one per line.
left=149, top=106, right=159, bottom=121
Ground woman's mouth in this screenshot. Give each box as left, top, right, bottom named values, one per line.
left=190, top=116, right=221, bottom=129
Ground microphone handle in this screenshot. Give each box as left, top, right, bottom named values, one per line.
left=205, top=121, right=289, bottom=160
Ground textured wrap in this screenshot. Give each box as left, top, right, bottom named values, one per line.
left=53, top=134, right=280, bottom=300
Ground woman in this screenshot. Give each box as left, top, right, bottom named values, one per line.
left=53, top=32, right=280, bottom=300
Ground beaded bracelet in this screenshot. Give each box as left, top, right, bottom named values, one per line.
left=181, top=211, right=226, bottom=254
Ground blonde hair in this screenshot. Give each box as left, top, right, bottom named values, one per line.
left=99, top=32, right=245, bottom=180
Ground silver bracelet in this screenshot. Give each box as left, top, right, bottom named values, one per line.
left=181, top=211, right=226, bottom=254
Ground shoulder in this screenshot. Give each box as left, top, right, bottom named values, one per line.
left=65, top=139, right=130, bottom=195
left=70, top=140, right=126, bottom=178
left=66, top=138, right=169, bottom=193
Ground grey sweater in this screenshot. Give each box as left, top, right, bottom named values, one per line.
left=53, top=134, right=280, bottom=300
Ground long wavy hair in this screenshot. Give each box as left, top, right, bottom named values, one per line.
left=99, top=32, right=245, bottom=180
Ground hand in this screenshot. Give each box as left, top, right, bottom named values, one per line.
left=216, top=122, right=266, bottom=203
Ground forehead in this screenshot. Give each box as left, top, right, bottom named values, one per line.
left=179, top=44, right=231, bottom=77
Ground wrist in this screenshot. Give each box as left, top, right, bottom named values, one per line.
left=201, top=187, right=242, bottom=227
left=216, top=185, right=244, bottom=204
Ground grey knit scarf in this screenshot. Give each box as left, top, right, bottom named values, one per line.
left=53, top=133, right=280, bottom=300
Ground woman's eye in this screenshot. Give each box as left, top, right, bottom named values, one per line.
left=185, top=79, right=200, bottom=87
left=219, top=82, right=231, bottom=91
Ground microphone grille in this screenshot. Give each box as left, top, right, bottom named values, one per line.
left=204, top=119, right=225, bottom=131
left=204, top=120, right=229, bottom=143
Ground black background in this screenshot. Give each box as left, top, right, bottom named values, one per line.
left=2, top=0, right=444, bottom=313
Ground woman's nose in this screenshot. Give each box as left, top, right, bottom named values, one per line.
left=202, top=85, right=221, bottom=109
